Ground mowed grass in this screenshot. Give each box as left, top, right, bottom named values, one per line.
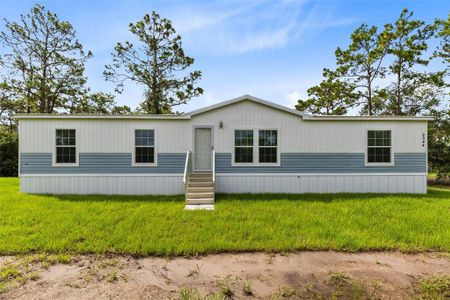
left=0, top=177, right=449, bottom=256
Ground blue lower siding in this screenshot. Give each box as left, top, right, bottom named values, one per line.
left=20, top=152, right=426, bottom=175
left=216, top=153, right=426, bottom=173
left=20, top=153, right=185, bottom=174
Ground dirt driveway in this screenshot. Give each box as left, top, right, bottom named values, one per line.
left=1, top=251, right=449, bottom=299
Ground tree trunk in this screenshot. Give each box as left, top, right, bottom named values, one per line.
left=26, top=57, right=33, bottom=113
left=396, top=70, right=401, bottom=115
left=41, top=30, right=50, bottom=113
left=151, top=37, right=160, bottom=114
left=367, top=72, right=373, bottom=115
left=39, top=97, right=46, bottom=113
left=26, top=83, right=32, bottom=114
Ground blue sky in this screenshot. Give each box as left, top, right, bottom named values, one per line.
left=0, top=0, right=448, bottom=113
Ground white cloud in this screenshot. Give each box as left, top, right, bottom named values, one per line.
left=314, top=18, right=358, bottom=28
left=173, top=5, right=252, bottom=34
left=285, top=91, right=302, bottom=106
left=51, top=0, right=357, bottom=111
left=176, top=91, right=219, bottom=113
left=168, top=0, right=357, bottom=55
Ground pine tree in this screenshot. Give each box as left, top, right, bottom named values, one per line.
left=104, top=11, right=203, bottom=114
left=334, top=24, right=391, bottom=115
left=0, top=4, right=92, bottom=113
left=296, top=69, right=358, bottom=115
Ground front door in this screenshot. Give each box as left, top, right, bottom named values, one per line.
left=194, top=127, right=212, bottom=171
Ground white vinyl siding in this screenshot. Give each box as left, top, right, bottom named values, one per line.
left=19, top=102, right=427, bottom=155
left=190, top=100, right=427, bottom=154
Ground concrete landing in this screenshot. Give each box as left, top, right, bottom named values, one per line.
left=184, top=204, right=215, bottom=211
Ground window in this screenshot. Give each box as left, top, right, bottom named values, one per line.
left=234, top=130, right=253, bottom=163
left=56, top=129, right=76, bottom=164
left=135, top=129, right=155, bottom=164
left=233, top=129, right=279, bottom=165
left=259, top=130, right=277, bottom=163
left=367, top=130, right=391, bottom=163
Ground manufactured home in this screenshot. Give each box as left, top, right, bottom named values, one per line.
left=17, top=95, right=431, bottom=204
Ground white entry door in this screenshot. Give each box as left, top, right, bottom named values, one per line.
left=194, top=128, right=212, bottom=171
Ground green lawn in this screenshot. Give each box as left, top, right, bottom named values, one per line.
left=0, top=177, right=449, bottom=256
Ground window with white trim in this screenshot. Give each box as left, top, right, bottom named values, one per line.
left=234, top=130, right=253, bottom=163
left=135, top=129, right=155, bottom=164
left=259, top=130, right=278, bottom=163
left=367, top=130, right=391, bottom=163
left=56, top=129, right=76, bottom=164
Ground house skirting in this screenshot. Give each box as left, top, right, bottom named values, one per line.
left=215, top=174, right=427, bottom=194
left=20, top=175, right=184, bottom=195
left=20, top=173, right=426, bottom=195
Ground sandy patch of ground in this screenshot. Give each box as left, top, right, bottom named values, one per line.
left=1, top=251, right=449, bottom=299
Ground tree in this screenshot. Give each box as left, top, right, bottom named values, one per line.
left=428, top=16, right=450, bottom=180
left=428, top=106, right=450, bottom=181
left=104, top=11, right=203, bottom=114
left=68, top=92, right=117, bottom=114
left=295, top=69, right=359, bottom=115
left=0, top=4, right=131, bottom=177
left=0, top=83, right=19, bottom=177
left=434, top=14, right=450, bottom=66
left=384, top=9, right=441, bottom=115
left=0, top=127, right=18, bottom=177
left=0, top=4, right=92, bottom=114
left=296, top=8, right=449, bottom=180
left=0, top=82, right=23, bottom=129
left=111, top=105, right=133, bottom=114
left=335, top=24, right=391, bottom=115
left=384, top=71, right=446, bottom=116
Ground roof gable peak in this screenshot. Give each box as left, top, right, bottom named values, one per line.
left=185, top=94, right=306, bottom=117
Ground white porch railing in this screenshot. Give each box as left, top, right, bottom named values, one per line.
left=212, top=150, right=216, bottom=184
left=183, top=151, right=192, bottom=195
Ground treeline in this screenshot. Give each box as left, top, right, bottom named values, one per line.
left=0, top=5, right=448, bottom=179
left=296, top=9, right=449, bottom=181
left=0, top=4, right=202, bottom=176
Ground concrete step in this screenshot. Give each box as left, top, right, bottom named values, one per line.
left=187, top=186, right=214, bottom=193
left=184, top=204, right=214, bottom=211
left=186, top=171, right=215, bottom=205
left=188, top=181, right=214, bottom=187
left=189, top=177, right=213, bottom=182
left=190, top=173, right=213, bottom=177
left=186, top=198, right=215, bottom=205
left=186, top=192, right=214, bottom=199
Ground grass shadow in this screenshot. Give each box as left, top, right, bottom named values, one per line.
left=35, top=193, right=185, bottom=203
left=28, top=187, right=449, bottom=204
left=215, top=187, right=450, bottom=203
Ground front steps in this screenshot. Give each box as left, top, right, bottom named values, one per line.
left=185, top=172, right=215, bottom=206
left=184, top=204, right=214, bottom=211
